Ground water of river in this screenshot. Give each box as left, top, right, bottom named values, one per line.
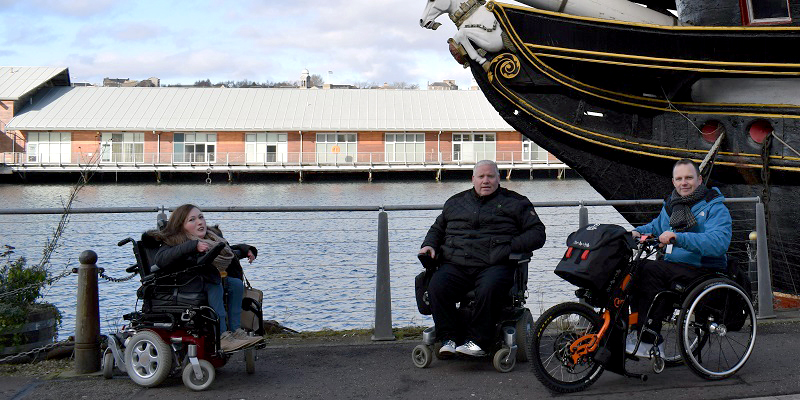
left=0, top=177, right=636, bottom=338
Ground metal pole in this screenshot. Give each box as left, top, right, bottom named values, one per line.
left=755, top=201, right=776, bottom=319
left=578, top=202, right=589, bottom=229
left=75, top=250, right=100, bottom=373
left=372, top=210, right=395, bottom=341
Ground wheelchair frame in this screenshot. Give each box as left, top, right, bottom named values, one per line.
left=102, top=234, right=265, bottom=391
left=530, top=235, right=757, bottom=393
left=412, top=252, right=534, bottom=373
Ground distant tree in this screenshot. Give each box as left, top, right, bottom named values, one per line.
left=353, top=81, right=379, bottom=89
left=309, top=74, right=325, bottom=87
left=386, top=81, right=419, bottom=89
left=194, top=79, right=212, bottom=87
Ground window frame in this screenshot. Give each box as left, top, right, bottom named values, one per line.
left=740, top=0, right=792, bottom=25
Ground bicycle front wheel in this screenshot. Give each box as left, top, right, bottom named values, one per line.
left=529, top=302, right=605, bottom=393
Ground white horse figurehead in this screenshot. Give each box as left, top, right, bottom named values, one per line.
left=419, top=0, right=504, bottom=66
left=419, top=0, right=451, bottom=30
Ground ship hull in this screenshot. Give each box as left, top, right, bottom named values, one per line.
left=471, top=2, right=800, bottom=294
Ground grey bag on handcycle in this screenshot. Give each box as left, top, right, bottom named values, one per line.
left=240, top=276, right=263, bottom=332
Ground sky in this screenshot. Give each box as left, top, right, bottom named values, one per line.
left=0, top=0, right=483, bottom=89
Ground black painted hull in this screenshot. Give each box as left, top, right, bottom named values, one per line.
left=470, top=2, right=800, bottom=294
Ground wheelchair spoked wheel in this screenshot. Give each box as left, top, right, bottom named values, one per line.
left=678, top=278, right=756, bottom=380
left=124, top=330, right=173, bottom=387
left=182, top=359, right=216, bottom=391
left=530, top=302, right=605, bottom=393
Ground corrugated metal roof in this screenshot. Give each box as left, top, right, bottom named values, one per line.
left=0, top=67, right=69, bottom=101
left=7, top=87, right=514, bottom=131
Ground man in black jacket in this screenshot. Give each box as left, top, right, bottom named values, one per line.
left=419, top=160, right=546, bottom=357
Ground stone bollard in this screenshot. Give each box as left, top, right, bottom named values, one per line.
left=75, top=250, right=101, bottom=374
left=372, top=210, right=395, bottom=341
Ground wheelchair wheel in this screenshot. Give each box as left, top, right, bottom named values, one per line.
left=412, top=344, right=433, bottom=368
left=660, top=308, right=685, bottom=367
left=182, top=359, right=216, bottom=391
left=530, top=302, right=605, bottom=393
left=245, top=348, right=256, bottom=374
left=515, top=308, right=534, bottom=362
left=493, top=347, right=515, bottom=373
left=102, top=351, right=115, bottom=379
left=678, top=278, right=756, bottom=380
left=124, top=330, right=173, bottom=387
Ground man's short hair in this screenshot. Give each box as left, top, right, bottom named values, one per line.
left=673, top=158, right=701, bottom=177
left=473, top=160, right=500, bottom=176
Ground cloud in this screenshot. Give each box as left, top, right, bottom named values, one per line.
left=23, top=0, right=117, bottom=17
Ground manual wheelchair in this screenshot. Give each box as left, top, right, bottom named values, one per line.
left=412, top=252, right=533, bottom=373
left=530, top=232, right=756, bottom=393
left=102, top=233, right=266, bottom=391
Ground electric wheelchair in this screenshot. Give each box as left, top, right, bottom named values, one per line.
left=102, top=233, right=266, bottom=391
left=530, top=228, right=756, bottom=393
left=412, top=252, right=533, bottom=372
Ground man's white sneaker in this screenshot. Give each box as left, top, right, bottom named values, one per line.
left=625, top=331, right=639, bottom=355
left=439, top=339, right=457, bottom=356
left=455, top=340, right=486, bottom=357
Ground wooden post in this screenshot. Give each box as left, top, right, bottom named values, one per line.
left=75, top=250, right=100, bottom=373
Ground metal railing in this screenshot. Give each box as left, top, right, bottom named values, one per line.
left=0, top=197, right=773, bottom=340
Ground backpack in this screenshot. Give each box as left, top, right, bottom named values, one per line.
left=554, top=224, right=634, bottom=296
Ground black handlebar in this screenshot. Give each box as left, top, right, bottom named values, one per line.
left=118, top=237, right=134, bottom=247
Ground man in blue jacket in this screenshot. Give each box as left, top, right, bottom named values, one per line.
left=629, top=158, right=732, bottom=357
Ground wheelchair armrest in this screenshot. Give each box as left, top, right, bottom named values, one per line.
left=509, top=252, right=532, bottom=264
left=197, top=242, right=226, bottom=267
left=417, top=253, right=440, bottom=270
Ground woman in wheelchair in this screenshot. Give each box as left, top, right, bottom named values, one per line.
left=628, top=159, right=732, bottom=357
left=149, top=203, right=263, bottom=352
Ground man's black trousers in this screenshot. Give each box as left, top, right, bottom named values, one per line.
left=633, top=259, right=710, bottom=343
left=428, top=263, right=514, bottom=350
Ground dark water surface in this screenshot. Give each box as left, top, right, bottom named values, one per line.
left=0, top=178, right=631, bottom=337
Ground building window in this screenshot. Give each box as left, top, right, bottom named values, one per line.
left=173, top=133, right=216, bottom=163
left=740, top=0, right=791, bottom=25
left=246, top=133, right=288, bottom=163
left=100, top=132, right=144, bottom=163
left=452, top=132, right=496, bottom=162
left=522, top=137, right=546, bottom=161
left=385, top=133, right=425, bottom=162
left=26, top=132, right=70, bottom=163
left=316, top=133, right=357, bottom=163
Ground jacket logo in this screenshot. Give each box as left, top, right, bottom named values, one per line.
left=572, top=240, right=590, bottom=248
left=585, top=224, right=600, bottom=231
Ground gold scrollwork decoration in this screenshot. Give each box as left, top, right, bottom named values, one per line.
left=491, top=53, right=520, bottom=81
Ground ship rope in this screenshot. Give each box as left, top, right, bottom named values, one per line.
left=770, top=133, right=800, bottom=158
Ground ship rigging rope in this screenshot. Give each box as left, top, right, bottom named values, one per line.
left=770, top=132, right=800, bottom=158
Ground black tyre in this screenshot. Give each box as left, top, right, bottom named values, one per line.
left=678, top=278, right=756, bottom=380
left=529, top=302, right=605, bottom=393
left=102, top=351, right=115, bottom=379
left=515, top=308, right=534, bottom=362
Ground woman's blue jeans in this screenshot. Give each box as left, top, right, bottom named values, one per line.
left=206, top=277, right=244, bottom=333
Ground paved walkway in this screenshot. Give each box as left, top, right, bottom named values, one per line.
left=2, top=310, right=799, bottom=400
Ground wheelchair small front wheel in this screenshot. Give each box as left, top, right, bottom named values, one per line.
left=493, top=348, right=515, bottom=373
left=412, top=344, right=433, bottom=368
left=182, top=359, right=216, bottom=391
left=530, top=302, right=605, bottom=393
left=102, top=351, right=115, bottom=379
left=678, top=278, right=756, bottom=380
left=245, top=348, right=256, bottom=374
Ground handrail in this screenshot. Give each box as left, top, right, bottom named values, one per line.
left=0, top=197, right=762, bottom=215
